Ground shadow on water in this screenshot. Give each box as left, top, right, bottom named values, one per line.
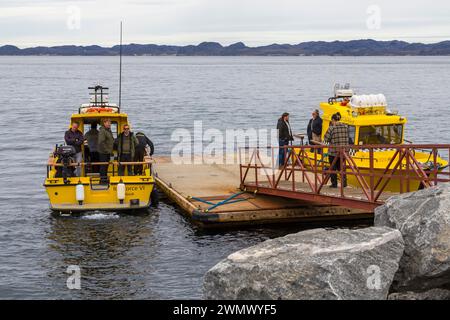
left=45, top=210, right=161, bottom=299
left=192, top=218, right=374, bottom=237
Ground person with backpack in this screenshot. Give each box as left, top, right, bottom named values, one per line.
left=134, top=132, right=154, bottom=175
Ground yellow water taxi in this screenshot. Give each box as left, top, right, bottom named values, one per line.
left=44, top=85, right=157, bottom=214
left=302, top=84, right=448, bottom=192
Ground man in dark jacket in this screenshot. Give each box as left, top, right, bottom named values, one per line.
left=64, top=121, right=84, bottom=176
left=277, top=112, right=294, bottom=167
left=307, top=109, right=323, bottom=144
left=97, top=118, right=114, bottom=182
left=116, top=124, right=139, bottom=176
left=307, top=109, right=323, bottom=154
left=134, top=132, right=154, bottom=175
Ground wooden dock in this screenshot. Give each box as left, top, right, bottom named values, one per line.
left=153, top=156, right=372, bottom=228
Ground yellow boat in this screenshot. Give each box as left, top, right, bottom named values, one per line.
left=44, top=85, right=157, bottom=214
left=301, top=84, right=448, bottom=192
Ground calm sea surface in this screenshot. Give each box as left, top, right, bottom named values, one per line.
left=0, top=56, right=449, bottom=299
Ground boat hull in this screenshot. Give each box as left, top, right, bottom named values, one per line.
left=44, top=176, right=154, bottom=213
left=297, top=149, right=447, bottom=193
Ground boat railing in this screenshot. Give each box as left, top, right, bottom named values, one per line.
left=239, top=144, right=450, bottom=210
left=46, top=160, right=153, bottom=178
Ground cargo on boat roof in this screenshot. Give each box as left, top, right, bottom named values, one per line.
left=321, top=84, right=407, bottom=146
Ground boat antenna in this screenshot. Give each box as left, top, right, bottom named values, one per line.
left=119, top=21, right=123, bottom=110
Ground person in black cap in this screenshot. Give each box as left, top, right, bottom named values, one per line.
left=277, top=112, right=294, bottom=167
left=323, top=112, right=348, bottom=188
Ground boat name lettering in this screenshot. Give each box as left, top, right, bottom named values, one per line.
left=113, top=185, right=146, bottom=192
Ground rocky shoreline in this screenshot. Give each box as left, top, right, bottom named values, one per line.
left=203, top=183, right=450, bottom=300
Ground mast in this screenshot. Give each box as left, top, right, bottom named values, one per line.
left=119, top=21, right=123, bottom=110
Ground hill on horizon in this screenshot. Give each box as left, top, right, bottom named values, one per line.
left=1, top=39, right=450, bottom=56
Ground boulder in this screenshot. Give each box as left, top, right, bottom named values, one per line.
left=388, top=288, right=450, bottom=300
left=203, top=227, right=404, bottom=300
left=374, top=184, right=450, bottom=291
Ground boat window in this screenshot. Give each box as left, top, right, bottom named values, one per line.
left=111, top=122, right=118, bottom=139
left=358, top=124, right=403, bottom=145
left=348, top=126, right=356, bottom=145
left=81, top=119, right=117, bottom=138
left=82, top=119, right=100, bottom=135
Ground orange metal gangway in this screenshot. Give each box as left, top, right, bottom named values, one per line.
left=239, top=144, right=450, bottom=211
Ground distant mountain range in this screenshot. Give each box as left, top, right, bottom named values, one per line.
left=2, top=39, right=450, bottom=56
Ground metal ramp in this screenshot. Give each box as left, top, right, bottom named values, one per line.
left=239, top=144, right=450, bottom=211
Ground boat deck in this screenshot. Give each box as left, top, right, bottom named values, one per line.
left=153, top=156, right=372, bottom=227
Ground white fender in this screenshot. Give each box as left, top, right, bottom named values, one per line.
left=76, top=183, right=84, bottom=205
left=117, top=181, right=126, bottom=204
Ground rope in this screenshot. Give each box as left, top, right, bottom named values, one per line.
left=190, top=192, right=247, bottom=213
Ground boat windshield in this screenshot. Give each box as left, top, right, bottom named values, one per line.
left=348, top=126, right=356, bottom=145
left=358, top=124, right=403, bottom=145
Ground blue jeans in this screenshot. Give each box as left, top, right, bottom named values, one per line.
left=278, top=140, right=290, bottom=167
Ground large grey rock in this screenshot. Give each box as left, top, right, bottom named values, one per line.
left=388, top=288, right=450, bottom=300
left=375, top=184, right=450, bottom=291
left=203, top=227, right=404, bottom=300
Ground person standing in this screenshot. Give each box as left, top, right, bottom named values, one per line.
left=307, top=109, right=323, bottom=154
left=134, top=132, right=154, bottom=175
left=277, top=112, right=294, bottom=167
left=307, top=109, right=323, bottom=145
left=323, top=113, right=349, bottom=188
left=64, top=121, right=84, bottom=177
left=85, top=122, right=99, bottom=173
left=97, top=118, right=114, bottom=182
left=117, top=124, right=139, bottom=176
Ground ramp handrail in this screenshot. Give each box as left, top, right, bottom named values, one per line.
left=239, top=144, right=450, bottom=207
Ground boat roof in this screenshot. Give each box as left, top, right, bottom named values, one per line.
left=71, top=112, right=128, bottom=120
left=320, top=101, right=407, bottom=127
left=70, top=85, right=129, bottom=122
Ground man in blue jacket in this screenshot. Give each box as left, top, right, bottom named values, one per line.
left=64, top=121, right=84, bottom=177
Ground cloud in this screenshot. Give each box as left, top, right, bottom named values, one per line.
left=1, top=0, right=450, bottom=47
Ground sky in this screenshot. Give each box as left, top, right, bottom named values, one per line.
left=1, top=0, right=450, bottom=47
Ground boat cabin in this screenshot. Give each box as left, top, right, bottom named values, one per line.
left=60, top=85, right=136, bottom=178
left=72, top=85, right=129, bottom=140
left=320, top=84, right=407, bottom=146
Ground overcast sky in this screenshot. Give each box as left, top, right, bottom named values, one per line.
left=1, top=0, right=450, bottom=47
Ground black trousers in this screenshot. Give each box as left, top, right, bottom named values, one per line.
left=134, top=148, right=145, bottom=175
left=89, top=151, right=99, bottom=173
left=99, top=153, right=110, bottom=181
left=328, top=155, right=347, bottom=187
left=119, top=153, right=133, bottom=176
